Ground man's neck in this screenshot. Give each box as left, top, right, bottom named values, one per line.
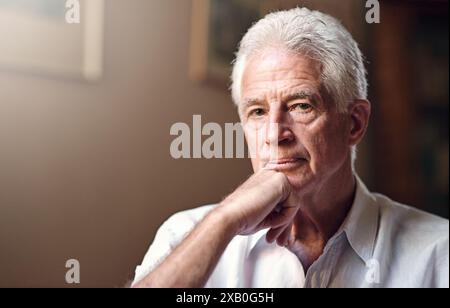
left=289, top=162, right=357, bottom=270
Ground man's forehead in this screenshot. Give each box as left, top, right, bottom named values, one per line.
left=243, top=48, right=321, bottom=77
left=242, top=50, right=322, bottom=92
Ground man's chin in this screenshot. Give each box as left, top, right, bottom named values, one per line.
left=284, top=173, right=315, bottom=192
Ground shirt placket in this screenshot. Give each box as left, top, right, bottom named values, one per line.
left=304, top=234, right=343, bottom=288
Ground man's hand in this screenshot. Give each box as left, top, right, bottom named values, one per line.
left=133, top=169, right=299, bottom=288
left=217, top=169, right=299, bottom=246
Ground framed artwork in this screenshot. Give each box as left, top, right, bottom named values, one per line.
left=189, top=0, right=266, bottom=88
left=0, top=0, right=104, bottom=81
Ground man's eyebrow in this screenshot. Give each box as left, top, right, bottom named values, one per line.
left=283, top=91, right=319, bottom=104
left=241, top=97, right=265, bottom=111
left=241, top=90, right=319, bottom=110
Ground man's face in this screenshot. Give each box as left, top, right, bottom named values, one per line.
left=240, top=48, right=351, bottom=193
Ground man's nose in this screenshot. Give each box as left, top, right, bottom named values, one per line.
left=264, top=110, right=294, bottom=146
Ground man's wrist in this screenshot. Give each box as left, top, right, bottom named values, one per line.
left=210, top=204, right=242, bottom=237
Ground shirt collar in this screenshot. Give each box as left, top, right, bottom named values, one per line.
left=338, top=174, right=379, bottom=263
left=248, top=174, right=379, bottom=263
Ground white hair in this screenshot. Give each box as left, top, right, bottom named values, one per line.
left=231, top=7, right=368, bottom=113
left=231, top=7, right=368, bottom=167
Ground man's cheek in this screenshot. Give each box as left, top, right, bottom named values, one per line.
left=245, top=130, right=265, bottom=159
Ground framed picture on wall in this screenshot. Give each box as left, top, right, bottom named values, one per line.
left=189, top=0, right=266, bottom=88
left=0, top=0, right=104, bottom=81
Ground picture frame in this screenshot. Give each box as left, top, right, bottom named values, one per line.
left=0, top=0, right=104, bottom=81
left=189, top=0, right=266, bottom=89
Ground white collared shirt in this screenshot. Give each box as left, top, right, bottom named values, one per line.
left=133, top=175, right=449, bottom=288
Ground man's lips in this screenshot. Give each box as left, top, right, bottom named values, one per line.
left=267, top=158, right=305, bottom=164
left=264, top=157, right=307, bottom=169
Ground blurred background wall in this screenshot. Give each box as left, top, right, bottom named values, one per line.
left=0, top=0, right=447, bottom=287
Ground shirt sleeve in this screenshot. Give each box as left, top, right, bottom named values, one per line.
left=131, top=213, right=196, bottom=286
left=131, top=206, right=214, bottom=286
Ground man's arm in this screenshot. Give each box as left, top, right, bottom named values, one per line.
left=133, top=208, right=238, bottom=288
left=133, top=169, right=299, bottom=288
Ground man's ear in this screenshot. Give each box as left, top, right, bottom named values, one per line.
left=348, top=99, right=371, bottom=147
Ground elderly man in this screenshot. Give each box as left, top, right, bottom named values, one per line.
left=133, top=8, right=449, bottom=288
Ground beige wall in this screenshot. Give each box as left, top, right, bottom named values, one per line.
left=0, top=0, right=252, bottom=287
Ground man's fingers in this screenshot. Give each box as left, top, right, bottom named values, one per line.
left=266, top=221, right=292, bottom=245
left=266, top=191, right=299, bottom=227
left=259, top=191, right=299, bottom=232
left=276, top=222, right=292, bottom=247
left=266, top=225, right=286, bottom=243
left=268, top=206, right=297, bottom=228
left=264, top=191, right=298, bottom=244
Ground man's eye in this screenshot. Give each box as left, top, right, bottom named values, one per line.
left=249, top=108, right=265, bottom=117
left=289, top=103, right=313, bottom=112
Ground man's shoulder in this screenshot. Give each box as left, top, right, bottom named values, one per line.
left=374, top=193, right=449, bottom=249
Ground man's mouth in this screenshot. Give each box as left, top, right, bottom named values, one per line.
left=264, top=157, right=307, bottom=170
